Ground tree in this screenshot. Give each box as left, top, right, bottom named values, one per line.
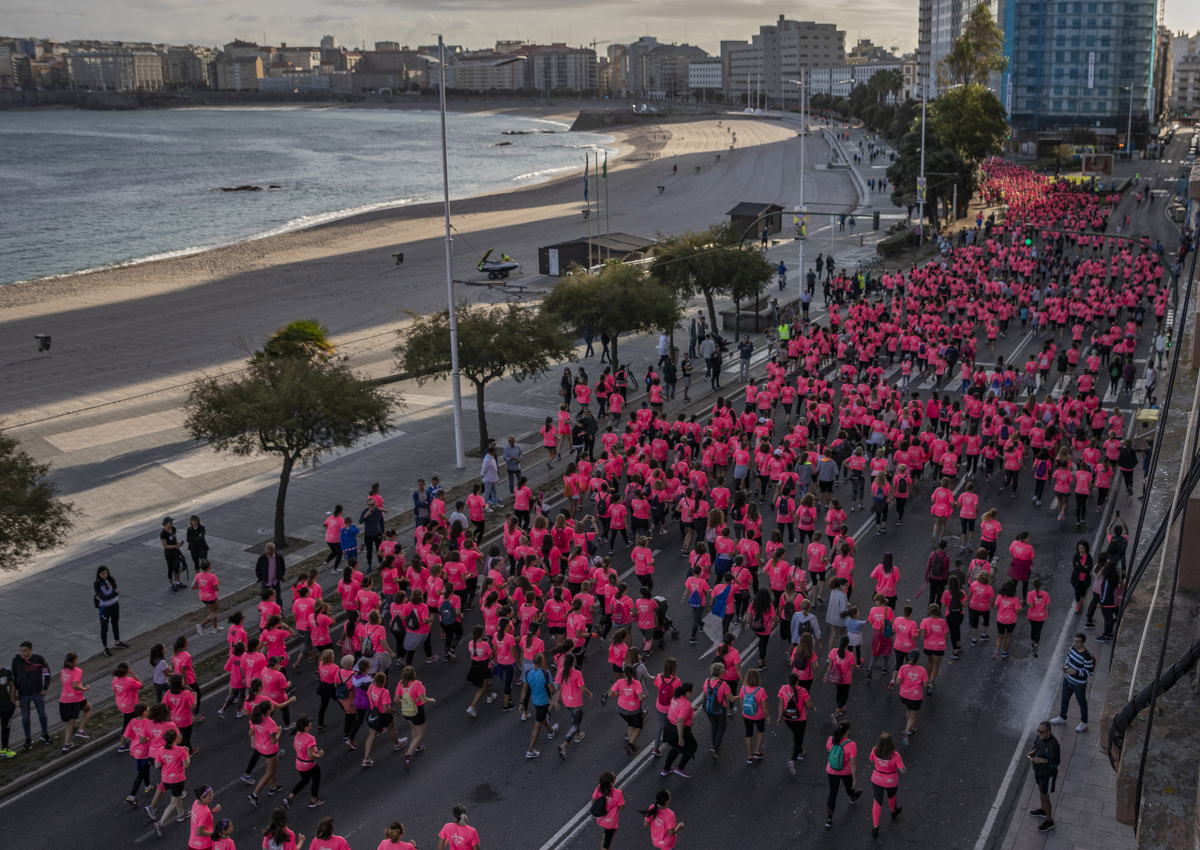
left=185, top=357, right=393, bottom=549
left=937, top=2, right=1008, bottom=88
left=1051, top=144, right=1076, bottom=172
left=929, top=84, right=1009, bottom=166
left=650, top=222, right=775, bottom=332
left=886, top=123, right=974, bottom=229
left=0, top=433, right=74, bottom=568
left=256, top=319, right=336, bottom=361
left=394, top=303, right=576, bottom=456
left=542, top=261, right=681, bottom=368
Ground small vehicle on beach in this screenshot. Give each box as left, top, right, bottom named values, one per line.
left=477, top=249, right=520, bottom=280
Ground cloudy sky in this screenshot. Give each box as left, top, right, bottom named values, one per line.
left=6, top=0, right=1198, bottom=56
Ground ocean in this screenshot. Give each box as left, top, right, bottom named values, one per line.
left=0, top=107, right=613, bottom=286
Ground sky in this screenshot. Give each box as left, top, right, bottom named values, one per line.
left=5, top=0, right=1199, bottom=57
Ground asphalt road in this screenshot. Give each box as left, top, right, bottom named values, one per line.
left=1, top=161, right=1182, bottom=850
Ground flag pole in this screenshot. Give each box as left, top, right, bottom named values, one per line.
left=585, top=155, right=592, bottom=269
left=604, top=151, right=610, bottom=260
left=595, top=152, right=602, bottom=262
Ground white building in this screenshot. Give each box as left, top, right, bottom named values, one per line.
left=1170, top=31, right=1200, bottom=118
left=67, top=50, right=164, bottom=91
left=809, top=66, right=854, bottom=98
left=722, top=16, right=845, bottom=107
left=688, top=58, right=723, bottom=90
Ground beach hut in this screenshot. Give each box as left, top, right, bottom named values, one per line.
left=538, top=233, right=657, bottom=276
left=727, top=202, right=784, bottom=240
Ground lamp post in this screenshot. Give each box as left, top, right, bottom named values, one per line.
left=789, top=76, right=809, bottom=313
left=1124, top=84, right=1136, bottom=159
left=423, top=39, right=525, bottom=469
left=918, top=79, right=927, bottom=245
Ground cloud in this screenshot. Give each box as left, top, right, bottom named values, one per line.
left=223, top=13, right=262, bottom=23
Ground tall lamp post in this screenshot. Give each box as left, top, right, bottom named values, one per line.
left=789, top=76, right=808, bottom=312
left=423, top=38, right=525, bottom=469
left=917, top=79, right=927, bottom=245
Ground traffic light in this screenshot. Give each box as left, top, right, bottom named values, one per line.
left=873, top=211, right=881, bottom=231
left=1024, top=224, right=1034, bottom=246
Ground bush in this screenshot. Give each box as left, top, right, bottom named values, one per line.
left=877, top=230, right=918, bottom=258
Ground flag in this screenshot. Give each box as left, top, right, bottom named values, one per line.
left=584, top=157, right=589, bottom=201
left=602, top=151, right=607, bottom=179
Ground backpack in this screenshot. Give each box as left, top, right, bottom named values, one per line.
left=399, top=685, right=418, bottom=718
left=439, top=598, right=456, bottom=626
left=894, top=476, right=909, bottom=498
left=781, top=596, right=797, bottom=623
left=704, top=680, right=722, bottom=715
left=794, top=616, right=814, bottom=640
left=360, top=626, right=377, bottom=658
left=657, top=676, right=676, bottom=707
left=782, top=686, right=802, bottom=721
left=929, top=550, right=949, bottom=581
left=828, top=739, right=846, bottom=771
left=389, top=607, right=405, bottom=635
left=882, top=616, right=895, bottom=639
left=334, top=671, right=350, bottom=701
left=749, top=608, right=766, bottom=633
left=741, top=686, right=761, bottom=716
left=589, top=792, right=610, bottom=819
left=687, top=584, right=703, bottom=608
left=405, top=609, right=421, bottom=632
left=711, top=585, right=732, bottom=618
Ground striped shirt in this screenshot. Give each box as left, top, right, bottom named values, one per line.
left=1064, top=647, right=1095, bottom=686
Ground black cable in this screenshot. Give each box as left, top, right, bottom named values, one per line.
left=1115, top=242, right=1200, bottom=635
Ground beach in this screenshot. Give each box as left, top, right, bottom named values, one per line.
left=0, top=108, right=853, bottom=429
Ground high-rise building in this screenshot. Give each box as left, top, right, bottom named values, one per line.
left=214, top=56, right=263, bottom=91
left=163, top=45, right=219, bottom=88
left=1170, top=31, right=1200, bottom=118
left=917, top=0, right=988, bottom=97
left=519, top=44, right=597, bottom=93
left=847, top=39, right=900, bottom=64
left=721, top=16, right=845, bottom=107
left=996, top=0, right=1160, bottom=145
left=642, top=44, right=709, bottom=100
left=319, top=35, right=337, bottom=49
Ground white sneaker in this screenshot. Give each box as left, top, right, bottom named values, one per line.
left=526, top=749, right=540, bottom=759
left=547, top=723, right=560, bottom=740
left=1049, top=716, right=1067, bottom=725
left=1075, top=722, right=1088, bottom=732
left=466, top=706, right=477, bottom=718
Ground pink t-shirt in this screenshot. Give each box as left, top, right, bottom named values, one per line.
left=826, top=737, right=857, bottom=775
left=1026, top=590, right=1050, bottom=621
left=896, top=663, right=928, bottom=700
left=60, top=667, right=84, bottom=704
left=195, top=572, right=220, bottom=602
left=157, top=744, right=188, bottom=784
left=647, top=806, right=679, bottom=850
left=251, top=715, right=279, bottom=755
left=112, top=674, right=142, bottom=713
left=592, top=786, right=626, bottom=829
left=869, top=749, right=906, bottom=788
left=871, top=565, right=900, bottom=597
left=437, top=823, right=480, bottom=849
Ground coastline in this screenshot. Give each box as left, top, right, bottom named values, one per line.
left=0, top=113, right=824, bottom=425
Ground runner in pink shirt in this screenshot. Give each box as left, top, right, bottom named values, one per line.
left=892, top=650, right=928, bottom=741
left=992, top=580, right=1022, bottom=659
left=643, top=790, right=683, bottom=849
left=191, top=560, right=221, bottom=634
left=438, top=803, right=481, bottom=849
left=1026, top=577, right=1050, bottom=657
left=929, top=478, right=954, bottom=541
left=591, top=770, right=626, bottom=849
left=58, top=652, right=91, bottom=752
left=867, top=732, right=907, bottom=837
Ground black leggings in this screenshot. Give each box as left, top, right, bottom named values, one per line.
left=129, top=758, right=152, bottom=797
left=894, top=497, right=907, bottom=522
left=99, top=603, right=121, bottom=646
left=318, top=693, right=333, bottom=727
left=291, top=765, right=321, bottom=800
left=785, top=718, right=807, bottom=759
left=827, top=773, right=856, bottom=814
left=663, top=726, right=697, bottom=771
left=443, top=622, right=463, bottom=654
left=946, top=611, right=964, bottom=650
left=347, top=708, right=368, bottom=741
left=1075, top=493, right=1089, bottom=522
left=324, top=542, right=343, bottom=569
left=705, top=710, right=727, bottom=752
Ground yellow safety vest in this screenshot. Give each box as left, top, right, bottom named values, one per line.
left=777, top=323, right=791, bottom=341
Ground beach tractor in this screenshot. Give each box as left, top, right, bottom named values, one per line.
left=477, top=249, right=520, bottom=280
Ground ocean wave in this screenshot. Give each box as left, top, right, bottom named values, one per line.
left=0, top=128, right=175, bottom=142
left=511, top=164, right=580, bottom=181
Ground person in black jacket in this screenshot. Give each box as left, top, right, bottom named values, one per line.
left=255, top=543, right=286, bottom=607
left=12, top=641, right=51, bottom=750
left=359, top=501, right=386, bottom=570
left=93, top=566, right=128, bottom=657
left=1028, top=722, right=1061, bottom=833
left=185, top=515, right=209, bottom=572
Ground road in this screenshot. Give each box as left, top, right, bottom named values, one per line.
left=0, top=295, right=1161, bottom=850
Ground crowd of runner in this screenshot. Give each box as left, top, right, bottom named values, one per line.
left=5, top=158, right=1175, bottom=850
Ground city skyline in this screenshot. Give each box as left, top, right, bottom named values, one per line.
left=8, top=0, right=930, bottom=56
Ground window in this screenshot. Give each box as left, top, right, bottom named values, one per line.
left=1071, top=37, right=1081, bottom=47
left=1056, top=35, right=1067, bottom=47
left=1101, top=18, right=1111, bottom=26
left=1071, top=51, right=1080, bottom=61
left=1055, top=67, right=1065, bottom=78
left=1086, top=36, right=1096, bottom=46
left=1072, top=17, right=1082, bottom=28
left=1082, top=101, right=1091, bottom=110
left=1070, top=68, right=1079, bottom=79
left=1053, top=100, right=1063, bottom=109
left=1099, top=68, right=1109, bottom=79
left=1056, top=51, right=1066, bottom=62
left=1087, top=1, right=1097, bottom=9
left=1086, top=18, right=1096, bottom=27
left=1054, top=85, right=1065, bottom=94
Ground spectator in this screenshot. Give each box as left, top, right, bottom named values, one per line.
left=503, top=436, right=524, bottom=495
left=480, top=447, right=500, bottom=510
left=412, top=478, right=431, bottom=533
left=255, top=543, right=287, bottom=606
left=12, top=641, right=51, bottom=751
left=657, top=333, right=670, bottom=367
left=185, top=515, right=209, bottom=573
left=737, top=335, right=754, bottom=381
left=0, top=660, right=14, bottom=758
left=93, top=566, right=128, bottom=657
left=359, top=500, right=386, bottom=569
left=1027, top=720, right=1061, bottom=833
left=699, top=335, right=716, bottom=379
left=663, top=359, right=677, bottom=400
left=1049, top=633, right=1095, bottom=732
left=160, top=516, right=185, bottom=592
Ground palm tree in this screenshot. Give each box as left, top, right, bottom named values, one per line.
left=257, top=319, right=336, bottom=361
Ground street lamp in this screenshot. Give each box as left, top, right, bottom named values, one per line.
left=422, top=38, right=525, bottom=469
left=1123, top=84, right=1136, bottom=160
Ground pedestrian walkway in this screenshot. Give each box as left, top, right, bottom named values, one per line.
left=999, top=639, right=1136, bottom=850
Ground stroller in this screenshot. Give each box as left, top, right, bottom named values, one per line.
left=709, top=332, right=731, bottom=355
left=652, top=596, right=680, bottom=649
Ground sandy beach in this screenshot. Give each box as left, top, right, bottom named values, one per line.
left=0, top=108, right=853, bottom=427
